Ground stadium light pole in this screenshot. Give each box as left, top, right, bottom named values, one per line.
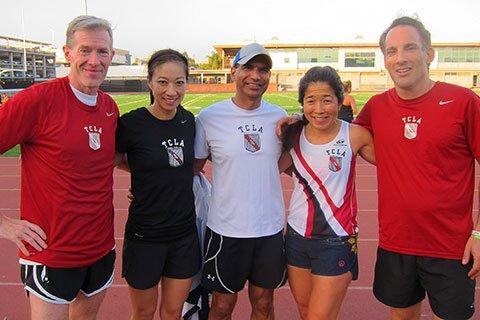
left=84, top=0, right=88, bottom=15
left=49, top=29, right=55, bottom=47
left=21, top=12, right=27, bottom=73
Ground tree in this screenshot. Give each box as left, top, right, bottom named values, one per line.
left=182, top=51, right=198, bottom=69
left=199, top=51, right=222, bottom=70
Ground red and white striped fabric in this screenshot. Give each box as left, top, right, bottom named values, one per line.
left=288, top=121, right=358, bottom=238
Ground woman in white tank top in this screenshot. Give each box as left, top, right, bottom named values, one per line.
left=278, top=66, right=375, bottom=320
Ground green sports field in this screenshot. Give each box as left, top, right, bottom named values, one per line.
left=2, top=92, right=375, bottom=157
left=114, top=91, right=373, bottom=116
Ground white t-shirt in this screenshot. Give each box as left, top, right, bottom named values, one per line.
left=195, top=98, right=287, bottom=237
left=70, top=84, right=98, bottom=106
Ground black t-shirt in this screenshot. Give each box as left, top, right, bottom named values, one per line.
left=116, top=106, right=196, bottom=242
left=338, top=104, right=353, bottom=123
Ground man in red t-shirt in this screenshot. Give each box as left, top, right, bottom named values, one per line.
left=355, top=16, right=480, bottom=320
left=0, top=15, right=118, bottom=319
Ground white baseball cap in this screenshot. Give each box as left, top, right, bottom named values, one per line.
left=232, top=43, right=272, bottom=69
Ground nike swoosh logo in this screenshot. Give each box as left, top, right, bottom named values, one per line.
left=106, top=112, right=115, bottom=117
left=439, top=99, right=455, bottom=106
left=181, top=120, right=187, bottom=124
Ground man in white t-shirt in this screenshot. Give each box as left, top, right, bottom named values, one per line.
left=194, top=43, right=287, bottom=320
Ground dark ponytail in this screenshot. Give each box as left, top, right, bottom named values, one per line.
left=149, top=91, right=155, bottom=105
left=281, top=115, right=307, bottom=152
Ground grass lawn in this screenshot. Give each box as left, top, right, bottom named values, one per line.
left=2, top=91, right=375, bottom=157
left=114, top=91, right=374, bottom=116
left=3, top=145, right=20, bottom=157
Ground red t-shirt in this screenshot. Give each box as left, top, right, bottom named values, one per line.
left=356, top=82, right=480, bottom=259
left=0, top=77, right=118, bottom=267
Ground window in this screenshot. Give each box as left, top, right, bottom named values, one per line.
left=438, top=47, right=480, bottom=63
left=344, top=52, right=375, bottom=67
left=297, top=48, right=339, bottom=63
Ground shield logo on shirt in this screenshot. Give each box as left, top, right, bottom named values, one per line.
left=167, top=147, right=184, bottom=167
left=88, top=132, right=101, bottom=150
left=404, top=123, right=418, bottom=140
left=328, top=156, right=342, bottom=172
left=244, top=133, right=261, bottom=153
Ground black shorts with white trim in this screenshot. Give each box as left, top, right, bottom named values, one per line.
left=20, top=249, right=115, bottom=304
left=201, top=227, right=287, bottom=294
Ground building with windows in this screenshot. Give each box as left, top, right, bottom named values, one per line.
left=0, top=35, right=56, bottom=88
left=210, top=42, right=480, bottom=90
left=1, top=33, right=135, bottom=91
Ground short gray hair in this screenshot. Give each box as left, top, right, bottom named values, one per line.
left=66, top=15, right=113, bottom=48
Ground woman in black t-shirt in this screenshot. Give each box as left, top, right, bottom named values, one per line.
left=116, top=49, right=201, bottom=320
left=337, top=80, right=357, bottom=123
